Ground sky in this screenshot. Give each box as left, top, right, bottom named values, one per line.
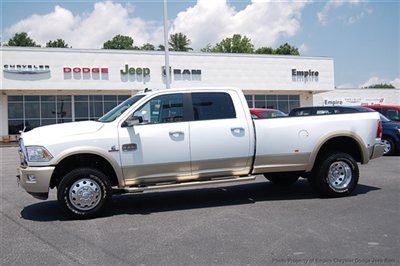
left=1, top=0, right=399, bottom=88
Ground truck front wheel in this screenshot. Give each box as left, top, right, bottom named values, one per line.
left=57, top=167, right=112, bottom=218
left=309, top=152, right=359, bottom=197
left=264, top=173, right=299, bottom=186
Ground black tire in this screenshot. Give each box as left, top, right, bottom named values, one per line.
left=57, top=167, right=112, bottom=219
left=309, top=152, right=359, bottom=197
left=264, top=173, right=300, bottom=186
left=381, top=136, right=395, bottom=156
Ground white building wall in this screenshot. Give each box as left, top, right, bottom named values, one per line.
left=1, top=47, right=334, bottom=92
left=313, top=88, right=400, bottom=106
left=0, top=93, right=6, bottom=138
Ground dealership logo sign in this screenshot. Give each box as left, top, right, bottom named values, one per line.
left=63, top=66, right=109, bottom=80
left=292, top=69, right=319, bottom=82
left=120, top=64, right=150, bottom=76
left=162, top=66, right=201, bottom=81
left=3, top=64, right=50, bottom=74
left=63, top=67, right=109, bottom=74
left=324, top=98, right=385, bottom=106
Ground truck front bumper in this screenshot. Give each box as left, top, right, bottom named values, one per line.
left=370, top=143, right=386, bottom=160
left=17, top=165, right=55, bottom=200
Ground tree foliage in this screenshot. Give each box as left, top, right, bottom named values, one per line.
left=103, top=35, right=139, bottom=50
left=169, top=33, right=193, bottom=51
left=210, top=34, right=254, bottom=53
left=255, top=46, right=273, bottom=54
left=273, top=43, right=299, bottom=55
left=200, top=43, right=212, bottom=52
left=46, top=39, right=69, bottom=48
left=367, top=83, right=396, bottom=89
left=7, top=32, right=40, bottom=47
left=204, top=34, right=300, bottom=56
left=140, top=43, right=155, bottom=51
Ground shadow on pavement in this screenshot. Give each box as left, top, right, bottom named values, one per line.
left=20, top=179, right=380, bottom=222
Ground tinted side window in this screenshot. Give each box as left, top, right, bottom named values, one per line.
left=316, top=109, right=332, bottom=115
left=133, top=93, right=184, bottom=124
left=337, top=108, right=355, bottom=114
left=291, top=109, right=312, bottom=116
left=191, top=92, right=236, bottom=121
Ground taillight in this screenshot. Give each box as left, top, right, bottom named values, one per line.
left=376, top=120, right=382, bottom=138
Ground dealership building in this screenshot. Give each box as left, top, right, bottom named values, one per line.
left=0, top=47, right=398, bottom=140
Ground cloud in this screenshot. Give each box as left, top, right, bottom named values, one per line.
left=5, top=1, right=163, bottom=48
left=336, top=83, right=355, bottom=89
left=360, top=76, right=400, bottom=88
left=317, top=0, right=371, bottom=25
left=171, top=0, right=309, bottom=49
left=299, top=43, right=308, bottom=53
left=5, top=0, right=309, bottom=50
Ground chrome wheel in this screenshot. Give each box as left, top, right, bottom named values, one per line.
left=381, top=139, right=392, bottom=155
left=69, top=177, right=102, bottom=211
left=327, top=161, right=352, bottom=192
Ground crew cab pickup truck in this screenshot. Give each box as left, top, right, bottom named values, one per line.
left=17, top=87, right=385, bottom=218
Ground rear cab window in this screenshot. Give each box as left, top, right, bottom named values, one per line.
left=191, top=92, right=236, bottom=121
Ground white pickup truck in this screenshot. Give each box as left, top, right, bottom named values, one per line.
left=18, top=87, right=385, bottom=218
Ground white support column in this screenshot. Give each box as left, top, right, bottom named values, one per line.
left=163, top=0, right=171, bottom=89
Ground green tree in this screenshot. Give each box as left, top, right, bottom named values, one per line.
left=210, top=34, right=254, bottom=53
left=103, top=34, right=139, bottom=49
left=169, top=33, right=193, bottom=51
left=157, top=44, right=165, bottom=51
left=7, top=32, right=40, bottom=47
left=46, top=39, right=69, bottom=48
left=140, top=43, right=155, bottom=51
left=200, top=43, right=212, bottom=52
left=367, top=83, right=396, bottom=89
left=255, top=46, right=273, bottom=54
left=273, top=43, right=299, bottom=55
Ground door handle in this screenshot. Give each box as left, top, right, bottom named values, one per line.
left=169, top=131, right=184, bottom=137
left=231, top=127, right=244, bottom=134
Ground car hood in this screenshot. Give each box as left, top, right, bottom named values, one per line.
left=21, top=121, right=104, bottom=145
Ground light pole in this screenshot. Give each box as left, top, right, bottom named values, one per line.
left=163, top=0, right=171, bottom=89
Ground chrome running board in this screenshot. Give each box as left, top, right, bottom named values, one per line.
left=114, top=176, right=257, bottom=194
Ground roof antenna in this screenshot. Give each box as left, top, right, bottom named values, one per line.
left=144, top=88, right=151, bottom=93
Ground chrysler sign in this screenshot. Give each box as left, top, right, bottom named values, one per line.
left=3, top=64, right=50, bottom=74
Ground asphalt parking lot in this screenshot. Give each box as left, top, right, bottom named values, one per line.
left=1, top=147, right=399, bottom=265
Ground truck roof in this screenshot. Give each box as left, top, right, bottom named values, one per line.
left=137, top=87, right=243, bottom=96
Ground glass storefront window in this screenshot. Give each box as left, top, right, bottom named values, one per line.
left=7, top=94, right=130, bottom=134
left=245, top=94, right=300, bottom=114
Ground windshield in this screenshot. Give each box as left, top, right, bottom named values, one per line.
left=379, top=114, right=391, bottom=122
left=99, top=95, right=145, bottom=122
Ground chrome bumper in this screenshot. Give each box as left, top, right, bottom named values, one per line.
left=17, top=165, right=55, bottom=200
left=370, top=143, right=385, bottom=160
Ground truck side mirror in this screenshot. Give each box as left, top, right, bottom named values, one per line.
left=123, top=116, right=143, bottom=127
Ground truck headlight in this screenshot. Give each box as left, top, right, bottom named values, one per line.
left=26, top=146, right=53, bottom=162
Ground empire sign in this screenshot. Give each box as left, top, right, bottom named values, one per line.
left=292, top=68, right=319, bottom=82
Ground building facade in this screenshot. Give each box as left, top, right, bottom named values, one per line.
left=313, top=88, right=400, bottom=106
left=1, top=47, right=335, bottom=138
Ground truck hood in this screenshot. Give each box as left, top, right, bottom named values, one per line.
left=21, top=121, right=104, bottom=145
